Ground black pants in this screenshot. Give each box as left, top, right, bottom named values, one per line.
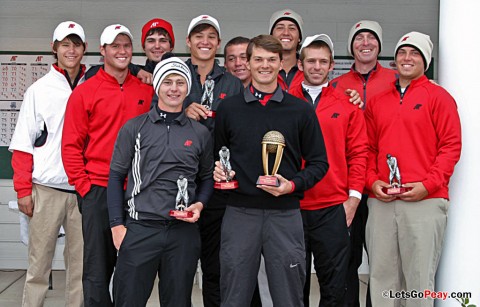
left=343, top=195, right=371, bottom=307
left=303, top=204, right=350, bottom=307
left=114, top=221, right=201, bottom=307
left=199, top=206, right=262, bottom=307
left=77, top=185, right=117, bottom=307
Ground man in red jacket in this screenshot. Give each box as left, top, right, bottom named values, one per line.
left=330, top=21, right=398, bottom=307
left=365, top=32, right=461, bottom=307
left=62, top=24, right=153, bottom=307
left=290, top=34, right=368, bottom=307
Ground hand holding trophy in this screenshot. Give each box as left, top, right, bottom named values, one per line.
left=169, top=175, right=194, bottom=218
left=382, top=154, right=413, bottom=195
left=256, top=131, right=285, bottom=187
left=214, top=146, right=239, bottom=189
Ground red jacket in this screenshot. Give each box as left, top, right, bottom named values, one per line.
left=331, top=62, right=397, bottom=107
left=290, top=84, right=368, bottom=210
left=277, top=67, right=304, bottom=92
left=62, top=68, right=153, bottom=197
left=365, top=75, right=461, bottom=199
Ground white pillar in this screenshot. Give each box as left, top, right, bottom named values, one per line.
left=436, top=1, right=480, bottom=306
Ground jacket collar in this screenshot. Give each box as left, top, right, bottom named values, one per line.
left=148, top=105, right=189, bottom=126
left=244, top=83, right=284, bottom=104
left=185, top=58, right=225, bottom=80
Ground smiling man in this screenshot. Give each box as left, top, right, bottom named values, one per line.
left=289, top=34, right=368, bottom=307
left=62, top=24, right=153, bottom=306
left=107, top=57, right=213, bottom=307
left=365, top=32, right=461, bottom=307
left=224, top=36, right=251, bottom=87
left=9, top=21, right=86, bottom=307
left=329, top=21, right=399, bottom=307
left=182, top=14, right=244, bottom=307
left=269, top=9, right=304, bottom=91
left=214, top=34, right=329, bottom=307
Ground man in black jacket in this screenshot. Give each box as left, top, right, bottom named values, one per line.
left=214, top=34, right=329, bottom=307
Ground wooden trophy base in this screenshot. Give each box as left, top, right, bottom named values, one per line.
left=169, top=210, right=193, bottom=218
left=214, top=180, right=238, bottom=190
left=382, top=186, right=413, bottom=195
left=256, top=176, right=280, bottom=187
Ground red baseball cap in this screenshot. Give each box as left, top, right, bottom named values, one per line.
left=141, top=18, right=175, bottom=48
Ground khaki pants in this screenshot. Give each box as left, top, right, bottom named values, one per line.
left=366, top=198, right=449, bottom=307
left=22, top=184, right=83, bottom=307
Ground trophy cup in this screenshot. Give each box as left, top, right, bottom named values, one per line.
left=256, top=131, right=286, bottom=187
left=214, top=146, right=239, bottom=189
left=382, top=154, right=413, bottom=195
left=169, top=175, right=194, bottom=218
left=201, top=78, right=215, bottom=118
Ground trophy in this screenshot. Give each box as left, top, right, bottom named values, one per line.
left=382, top=154, right=413, bottom=195
left=201, top=78, right=215, bottom=118
left=214, top=146, right=239, bottom=189
left=169, top=175, right=193, bottom=218
left=256, top=131, right=286, bottom=187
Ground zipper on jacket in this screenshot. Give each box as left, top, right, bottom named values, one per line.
left=363, top=82, right=367, bottom=108
left=167, top=125, right=170, bottom=145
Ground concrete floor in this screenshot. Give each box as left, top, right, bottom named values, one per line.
left=0, top=270, right=367, bottom=306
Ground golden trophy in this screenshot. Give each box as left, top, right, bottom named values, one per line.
left=256, top=131, right=285, bottom=187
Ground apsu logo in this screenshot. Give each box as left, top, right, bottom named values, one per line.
left=115, top=26, right=121, bottom=30
left=184, top=140, right=193, bottom=147
left=284, top=12, right=291, bottom=16
left=355, top=23, right=362, bottom=29
left=68, top=23, right=76, bottom=29
left=10, top=56, right=17, bottom=62
left=36, top=56, right=43, bottom=62
left=402, top=36, right=410, bottom=42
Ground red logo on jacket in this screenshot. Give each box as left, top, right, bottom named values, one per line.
left=219, top=93, right=226, bottom=99
left=184, top=140, right=193, bottom=147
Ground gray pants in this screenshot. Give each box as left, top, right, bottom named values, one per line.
left=220, top=206, right=306, bottom=307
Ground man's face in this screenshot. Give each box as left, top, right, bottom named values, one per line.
left=352, top=31, right=379, bottom=65
left=186, top=26, right=220, bottom=62
left=100, top=34, right=132, bottom=72
left=395, top=46, right=425, bottom=82
left=247, top=46, right=283, bottom=88
left=157, top=74, right=188, bottom=112
left=298, top=46, right=333, bottom=86
left=53, top=37, right=85, bottom=71
left=271, top=20, right=300, bottom=52
left=143, top=32, right=173, bottom=62
left=225, top=43, right=250, bottom=83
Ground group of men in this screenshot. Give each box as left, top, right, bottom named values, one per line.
left=9, top=7, right=461, bottom=307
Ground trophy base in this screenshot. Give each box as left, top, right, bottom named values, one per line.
left=214, top=180, right=238, bottom=190
left=382, top=186, right=413, bottom=195
left=206, top=110, right=216, bottom=118
left=256, top=176, right=280, bottom=187
left=169, top=210, right=193, bottom=218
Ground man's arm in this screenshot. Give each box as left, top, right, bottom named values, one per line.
left=291, top=109, right=329, bottom=192
left=344, top=107, right=368, bottom=225
left=107, top=123, right=137, bottom=249
left=11, top=151, right=34, bottom=216
left=61, top=89, right=91, bottom=197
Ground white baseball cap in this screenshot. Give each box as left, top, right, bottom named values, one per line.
left=187, top=15, right=221, bottom=38
left=300, top=34, right=335, bottom=58
left=53, top=21, right=85, bottom=43
left=100, top=24, right=133, bottom=45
